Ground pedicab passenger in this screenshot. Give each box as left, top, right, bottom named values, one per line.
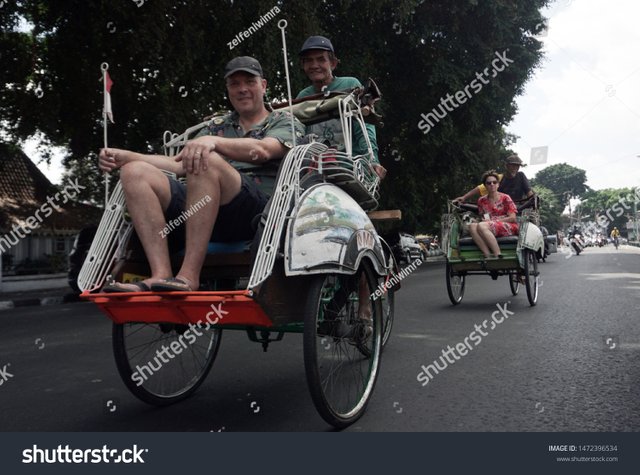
left=468, top=170, right=519, bottom=259
left=98, top=56, right=305, bottom=292
left=454, top=154, right=533, bottom=204
left=296, top=35, right=386, bottom=180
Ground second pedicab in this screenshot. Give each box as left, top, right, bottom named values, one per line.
left=441, top=198, right=544, bottom=306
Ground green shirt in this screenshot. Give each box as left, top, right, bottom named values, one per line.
left=195, top=109, right=305, bottom=196
left=296, top=76, right=379, bottom=163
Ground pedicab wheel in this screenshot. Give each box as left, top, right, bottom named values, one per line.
left=523, top=249, right=539, bottom=306
left=112, top=322, right=222, bottom=406
left=509, top=272, right=520, bottom=296
left=380, top=251, right=398, bottom=349
left=380, top=287, right=395, bottom=349
left=446, top=261, right=465, bottom=305
left=303, top=261, right=382, bottom=428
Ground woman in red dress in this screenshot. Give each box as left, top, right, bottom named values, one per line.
left=468, top=170, right=519, bottom=259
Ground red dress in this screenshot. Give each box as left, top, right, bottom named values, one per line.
left=477, top=193, right=519, bottom=237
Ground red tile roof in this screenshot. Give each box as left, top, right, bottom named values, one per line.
left=0, top=142, right=102, bottom=234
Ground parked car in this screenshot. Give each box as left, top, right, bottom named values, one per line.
left=397, top=233, right=425, bottom=264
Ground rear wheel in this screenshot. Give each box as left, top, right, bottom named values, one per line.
left=523, top=249, right=539, bottom=306
left=446, top=261, right=465, bottom=305
left=509, top=272, right=520, bottom=296
left=113, top=322, right=221, bottom=405
left=380, top=251, right=398, bottom=349
left=303, top=261, right=382, bottom=428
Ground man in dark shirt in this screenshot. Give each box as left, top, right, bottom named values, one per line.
left=454, top=154, right=534, bottom=203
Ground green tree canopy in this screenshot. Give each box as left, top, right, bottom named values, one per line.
left=579, top=187, right=637, bottom=233
left=532, top=184, right=561, bottom=233
left=1, top=0, right=549, bottom=231
left=531, top=163, right=589, bottom=208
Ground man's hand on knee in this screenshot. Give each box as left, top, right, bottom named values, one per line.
left=175, top=136, right=217, bottom=175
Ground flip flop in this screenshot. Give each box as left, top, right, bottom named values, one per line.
left=102, top=281, right=150, bottom=293
left=150, top=277, right=195, bottom=292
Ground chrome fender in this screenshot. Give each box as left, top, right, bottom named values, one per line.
left=285, top=184, right=386, bottom=277
left=517, top=222, right=544, bottom=266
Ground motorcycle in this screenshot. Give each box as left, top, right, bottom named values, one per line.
left=569, top=233, right=585, bottom=256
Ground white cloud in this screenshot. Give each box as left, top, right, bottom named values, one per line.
left=509, top=0, right=640, bottom=190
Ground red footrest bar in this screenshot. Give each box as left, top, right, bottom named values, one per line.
left=82, top=290, right=272, bottom=327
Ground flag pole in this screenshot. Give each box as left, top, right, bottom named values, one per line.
left=101, top=62, right=110, bottom=207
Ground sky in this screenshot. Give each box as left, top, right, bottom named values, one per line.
left=508, top=0, right=640, bottom=191
left=27, top=0, right=640, bottom=192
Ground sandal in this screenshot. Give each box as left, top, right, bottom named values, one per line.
left=150, top=277, right=196, bottom=292
left=102, top=281, right=150, bottom=293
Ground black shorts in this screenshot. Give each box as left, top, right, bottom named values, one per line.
left=165, top=173, right=268, bottom=248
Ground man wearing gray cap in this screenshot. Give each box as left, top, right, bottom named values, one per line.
left=296, top=35, right=386, bottom=179
left=98, top=56, right=305, bottom=292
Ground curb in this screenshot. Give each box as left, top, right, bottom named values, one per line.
left=0, top=294, right=80, bottom=312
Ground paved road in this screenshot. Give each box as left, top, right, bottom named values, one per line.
left=1, top=245, right=639, bottom=431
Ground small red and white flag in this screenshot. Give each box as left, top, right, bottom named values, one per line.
left=103, top=70, right=114, bottom=123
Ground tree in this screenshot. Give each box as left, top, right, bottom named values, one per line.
left=2, top=0, right=550, bottom=226
left=579, top=187, right=636, bottom=234
left=533, top=184, right=561, bottom=233
left=531, top=163, right=589, bottom=208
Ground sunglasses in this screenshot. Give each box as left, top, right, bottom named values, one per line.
left=485, top=181, right=499, bottom=185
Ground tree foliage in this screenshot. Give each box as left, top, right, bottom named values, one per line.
left=1, top=0, right=549, bottom=231
left=531, top=163, right=589, bottom=208
left=579, top=187, right=637, bottom=233
left=532, top=184, right=561, bottom=233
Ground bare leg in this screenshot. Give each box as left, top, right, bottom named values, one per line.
left=469, top=223, right=491, bottom=257
left=119, top=161, right=174, bottom=286
left=478, top=222, right=501, bottom=256
left=175, top=153, right=242, bottom=288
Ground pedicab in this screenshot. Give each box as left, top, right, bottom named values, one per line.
left=441, top=197, right=543, bottom=306
left=79, top=55, right=400, bottom=428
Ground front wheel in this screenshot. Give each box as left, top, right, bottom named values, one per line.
left=303, top=261, right=382, bottom=428
left=509, top=272, right=520, bottom=296
left=113, top=322, right=221, bottom=405
left=446, top=261, right=465, bottom=305
left=523, top=249, right=539, bottom=306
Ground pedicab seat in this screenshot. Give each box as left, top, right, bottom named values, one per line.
left=458, top=235, right=519, bottom=248
left=175, top=240, right=252, bottom=256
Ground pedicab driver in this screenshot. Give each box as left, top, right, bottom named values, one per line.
left=297, top=35, right=386, bottom=180
left=99, top=56, right=305, bottom=292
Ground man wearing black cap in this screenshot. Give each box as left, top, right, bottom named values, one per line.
left=454, top=154, right=534, bottom=203
left=98, top=56, right=305, bottom=292
left=297, top=35, right=386, bottom=179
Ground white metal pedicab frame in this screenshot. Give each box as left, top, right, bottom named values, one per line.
left=79, top=21, right=399, bottom=428
left=441, top=199, right=544, bottom=306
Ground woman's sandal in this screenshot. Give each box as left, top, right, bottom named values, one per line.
left=102, top=281, right=151, bottom=293
left=150, top=277, right=196, bottom=292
